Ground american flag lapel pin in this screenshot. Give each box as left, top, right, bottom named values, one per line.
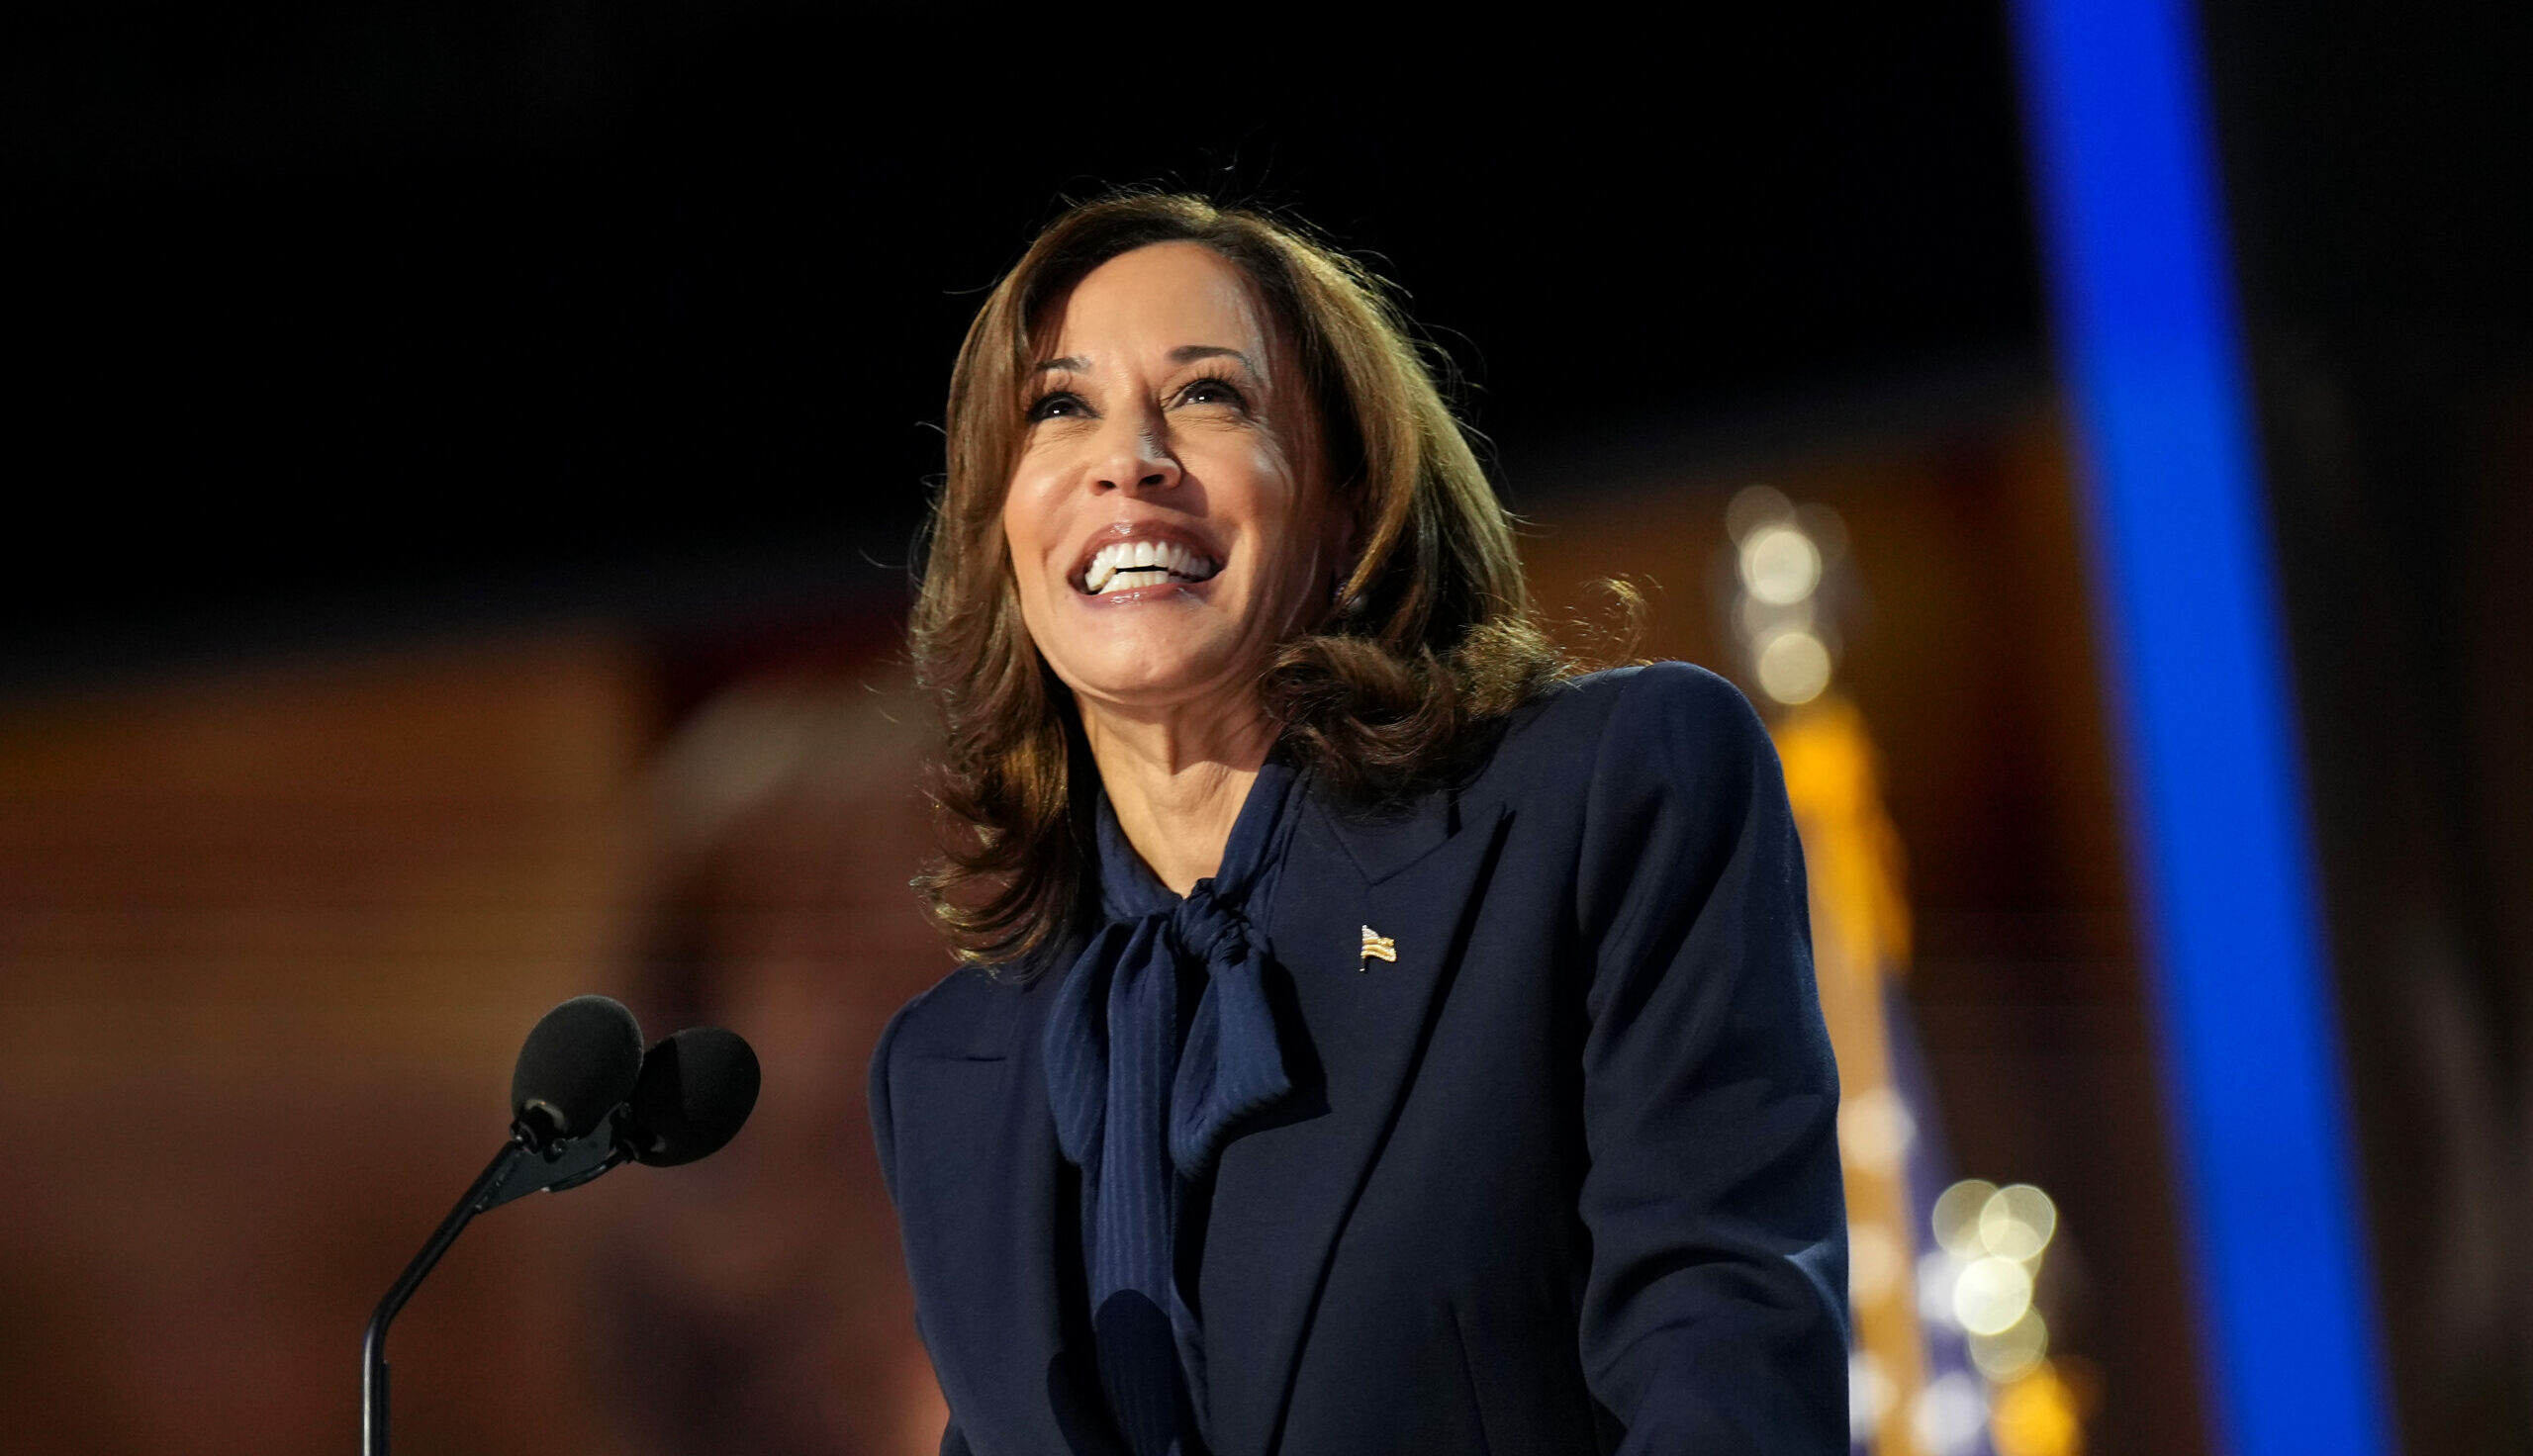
left=1360, top=925, right=1397, bottom=970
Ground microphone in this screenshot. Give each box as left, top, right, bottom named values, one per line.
left=511, top=994, right=645, bottom=1148
left=621, top=1026, right=763, bottom=1166
left=361, top=997, right=760, bottom=1456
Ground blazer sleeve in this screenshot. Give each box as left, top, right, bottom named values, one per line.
left=869, top=1003, right=976, bottom=1456
left=1570, top=664, right=1849, bottom=1452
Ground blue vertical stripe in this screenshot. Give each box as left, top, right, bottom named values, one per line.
left=2006, top=3, right=2396, bottom=1456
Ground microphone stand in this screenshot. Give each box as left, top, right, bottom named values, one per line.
left=362, top=1124, right=627, bottom=1456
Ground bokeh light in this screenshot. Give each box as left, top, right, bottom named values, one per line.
left=1850, top=1223, right=1905, bottom=1306
left=1838, top=1085, right=1918, bottom=1175
left=1849, top=1350, right=1896, bottom=1444
left=1932, top=1179, right=2000, bottom=1257
left=1953, top=1255, right=2035, bottom=1336
left=1980, top=1183, right=2059, bottom=1262
left=1740, top=523, right=1825, bottom=605
left=1755, top=629, right=1832, bottom=704
left=1738, top=592, right=1815, bottom=641
left=1969, top=1309, right=2051, bottom=1382
left=1989, top=1362, right=2088, bottom=1456
left=1913, top=1371, right=1989, bottom=1456
left=1726, top=484, right=1795, bottom=541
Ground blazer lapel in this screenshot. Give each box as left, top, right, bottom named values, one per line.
left=1200, top=791, right=1511, bottom=1456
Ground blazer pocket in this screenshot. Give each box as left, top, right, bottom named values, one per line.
left=1447, top=1301, right=1498, bottom=1456
left=1450, top=1294, right=1606, bottom=1456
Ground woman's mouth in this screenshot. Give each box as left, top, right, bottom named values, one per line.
left=1079, top=538, right=1222, bottom=595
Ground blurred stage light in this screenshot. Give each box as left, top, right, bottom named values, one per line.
left=1850, top=1350, right=1897, bottom=1443
left=1796, top=502, right=1849, bottom=570
left=1755, top=628, right=1832, bottom=704
left=1970, top=1309, right=2052, bottom=1383
left=1737, top=592, right=1815, bottom=641
left=1932, top=1178, right=2000, bottom=1257
left=1850, top=1223, right=1906, bottom=1306
left=1727, top=484, right=1795, bottom=542
left=1740, top=523, right=1825, bottom=605
left=1990, top=1361, right=2087, bottom=1456
left=1919, top=1248, right=1964, bottom=1326
left=1914, top=1371, right=1990, bottom=1456
left=1953, top=1255, right=2036, bottom=1336
left=2014, top=0, right=2392, bottom=1449
left=1727, top=488, right=1848, bottom=709
left=1837, top=1084, right=1918, bottom=1175
left=1980, top=1183, right=2059, bottom=1262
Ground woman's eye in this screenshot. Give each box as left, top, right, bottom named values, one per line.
left=1026, top=391, right=1087, bottom=422
left=1178, top=377, right=1249, bottom=410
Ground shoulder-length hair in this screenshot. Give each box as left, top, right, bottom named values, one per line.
left=911, top=192, right=1565, bottom=969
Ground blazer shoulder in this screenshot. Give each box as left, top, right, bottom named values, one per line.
left=1484, top=661, right=1771, bottom=797
left=876, top=958, right=1037, bottom=1064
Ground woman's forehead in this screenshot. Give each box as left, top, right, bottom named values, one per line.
left=1033, top=242, right=1276, bottom=368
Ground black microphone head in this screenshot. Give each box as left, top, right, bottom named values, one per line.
left=622, top=1026, right=761, bottom=1167
left=511, top=995, right=644, bottom=1145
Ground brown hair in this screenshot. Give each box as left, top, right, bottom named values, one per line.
left=910, top=192, right=1567, bottom=968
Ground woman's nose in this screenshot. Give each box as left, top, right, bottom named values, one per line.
left=1092, top=416, right=1180, bottom=493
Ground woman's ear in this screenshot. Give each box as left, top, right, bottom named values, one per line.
left=1330, top=473, right=1366, bottom=560
left=1324, top=481, right=1366, bottom=611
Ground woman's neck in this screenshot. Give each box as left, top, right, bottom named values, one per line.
left=1079, top=697, right=1277, bottom=897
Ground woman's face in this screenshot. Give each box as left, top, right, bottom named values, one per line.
left=1001, top=241, right=1348, bottom=726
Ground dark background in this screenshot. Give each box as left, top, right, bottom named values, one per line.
left=2200, top=2, right=2533, bottom=1448
left=4, top=2, right=2040, bottom=677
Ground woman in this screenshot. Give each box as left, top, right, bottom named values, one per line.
left=872, top=193, right=1847, bottom=1456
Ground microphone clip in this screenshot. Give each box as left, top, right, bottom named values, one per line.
left=476, top=1109, right=632, bottom=1214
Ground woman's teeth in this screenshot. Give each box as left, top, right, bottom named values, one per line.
left=1082, top=539, right=1221, bottom=594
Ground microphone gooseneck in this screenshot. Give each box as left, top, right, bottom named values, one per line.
left=363, top=996, right=756, bottom=1456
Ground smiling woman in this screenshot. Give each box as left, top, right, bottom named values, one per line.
left=877, top=194, right=1849, bottom=1456
left=912, top=198, right=1561, bottom=958
left=998, top=242, right=1352, bottom=881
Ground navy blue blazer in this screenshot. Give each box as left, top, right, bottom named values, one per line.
left=872, top=663, right=1849, bottom=1455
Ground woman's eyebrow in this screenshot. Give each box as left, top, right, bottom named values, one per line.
left=1030, top=346, right=1257, bottom=374
left=1171, top=345, right=1257, bottom=370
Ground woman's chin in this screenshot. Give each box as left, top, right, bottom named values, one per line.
left=1056, top=643, right=1263, bottom=722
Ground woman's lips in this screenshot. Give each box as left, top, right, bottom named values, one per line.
left=1070, top=523, right=1224, bottom=595
left=1081, top=537, right=1222, bottom=594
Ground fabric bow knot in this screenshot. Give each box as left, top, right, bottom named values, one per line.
left=1048, top=870, right=1293, bottom=1187
left=1168, top=890, right=1257, bottom=971
left=1043, top=762, right=1306, bottom=1456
